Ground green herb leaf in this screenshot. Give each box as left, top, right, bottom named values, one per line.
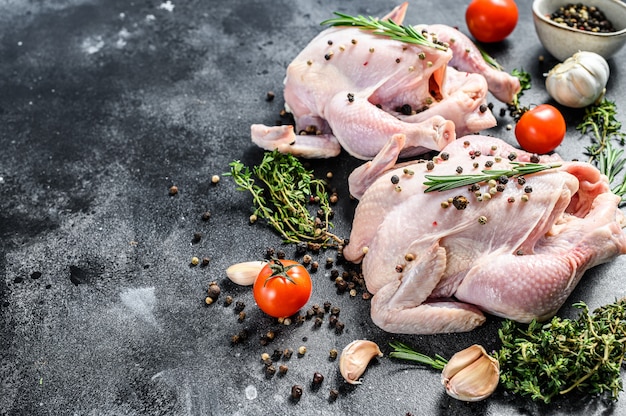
left=388, top=341, right=448, bottom=370
left=577, top=99, right=626, bottom=204
left=225, top=150, right=343, bottom=248
left=320, top=12, right=448, bottom=51
left=423, top=162, right=562, bottom=193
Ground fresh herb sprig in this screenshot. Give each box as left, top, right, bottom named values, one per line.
left=388, top=341, right=448, bottom=369
left=577, top=99, right=626, bottom=203
left=227, top=150, right=343, bottom=248
left=497, top=300, right=626, bottom=403
left=389, top=299, right=626, bottom=404
left=423, top=162, right=562, bottom=193
left=509, top=68, right=531, bottom=118
left=320, top=12, right=447, bottom=51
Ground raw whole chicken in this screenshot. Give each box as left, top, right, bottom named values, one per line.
left=251, top=3, right=521, bottom=160
left=343, top=134, right=626, bottom=334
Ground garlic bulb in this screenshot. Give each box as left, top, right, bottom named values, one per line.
left=441, top=344, right=500, bottom=402
left=545, top=51, right=610, bottom=108
left=339, top=340, right=383, bottom=384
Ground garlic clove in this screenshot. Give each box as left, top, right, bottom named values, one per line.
left=339, top=340, right=383, bottom=385
left=441, top=344, right=500, bottom=402
left=226, top=261, right=267, bottom=286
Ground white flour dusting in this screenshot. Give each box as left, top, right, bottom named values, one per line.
left=119, top=287, right=159, bottom=327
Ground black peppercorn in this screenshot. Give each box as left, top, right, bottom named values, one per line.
left=312, top=372, right=325, bottom=385
left=291, top=385, right=303, bottom=400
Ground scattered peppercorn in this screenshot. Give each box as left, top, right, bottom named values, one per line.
left=329, top=349, right=338, bottom=360
left=201, top=211, right=211, bottom=221
left=234, top=301, right=245, bottom=313
left=399, top=104, right=412, bottom=115
left=223, top=295, right=233, bottom=306
left=190, top=257, right=200, bottom=266
left=266, top=91, right=275, bottom=101
left=347, top=93, right=354, bottom=102
left=238, top=311, right=246, bottom=322
left=452, top=195, right=469, bottom=210
left=530, top=154, right=540, bottom=163
left=207, top=282, right=221, bottom=300
left=279, top=364, right=289, bottom=375
left=335, top=320, right=345, bottom=334
left=192, top=232, right=202, bottom=243
left=291, top=385, right=303, bottom=400
left=329, top=389, right=339, bottom=401
left=440, top=152, right=450, bottom=161
left=168, top=185, right=178, bottom=196
left=298, top=346, right=307, bottom=356
left=524, top=186, right=533, bottom=193
left=283, top=348, right=293, bottom=359
left=391, top=175, right=400, bottom=184
left=426, top=161, right=435, bottom=170
left=211, top=175, right=220, bottom=184
left=312, top=372, right=325, bottom=385
left=201, top=257, right=210, bottom=267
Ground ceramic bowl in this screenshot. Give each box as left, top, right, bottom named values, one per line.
left=532, top=0, right=626, bottom=61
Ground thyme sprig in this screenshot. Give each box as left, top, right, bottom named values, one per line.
left=423, top=162, right=562, bottom=193
left=577, top=99, right=626, bottom=203
left=320, top=12, right=448, bottom=51
left=389, top=299, right=626, bottom=404
left=497, top=300, right=626, bottom=403
left=227, top=150, right=343, bottom=248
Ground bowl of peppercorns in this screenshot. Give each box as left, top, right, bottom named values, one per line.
left=532, top=0, right=626, bottom=61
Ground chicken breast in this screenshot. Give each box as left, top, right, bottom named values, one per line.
left=344, top=135, right=626, bottom=334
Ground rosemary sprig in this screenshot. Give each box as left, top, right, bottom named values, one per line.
left=389, top=341, right=448, bottom=370
left=389, top=299, right=626, bottom=404
left=320, top=12, right=447, bottom=51
left=226, top=150, right=343, bottom=248
left=577, top=99, right=626, bottom=203
left=423, top=162, right=562, bottom=193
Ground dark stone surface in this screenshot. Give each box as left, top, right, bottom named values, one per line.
left=1, top=1, right=625, bottom=415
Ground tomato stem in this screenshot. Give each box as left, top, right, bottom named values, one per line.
left=264, top=259, right=301, bottom=286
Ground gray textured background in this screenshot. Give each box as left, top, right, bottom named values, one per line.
left=1, top=1, right=625, bottom=415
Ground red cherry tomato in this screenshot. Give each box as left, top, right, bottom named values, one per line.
left=515, top=104, right=566, bottom=154
left=465, top=0, right=519, bottom=43
left=253, top=259, right=312, bottom=318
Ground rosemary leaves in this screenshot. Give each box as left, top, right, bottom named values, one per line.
left=423, top=162, right=562, bottom=193
left=320, top=12, right=447, bottom=51
left=578, top=99, right=626, bottom=203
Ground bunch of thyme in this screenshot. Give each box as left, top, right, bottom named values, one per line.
left=577, top=99, right=626, bottom=203
left=227, top=150, right=343, bottom=248
left=497, top=300, right=626, bottom=403
left=389, top=299, right=626, bottom=404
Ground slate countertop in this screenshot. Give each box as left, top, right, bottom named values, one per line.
left=2, top=1, right=626, bottom=415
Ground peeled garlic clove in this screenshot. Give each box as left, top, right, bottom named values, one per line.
left=545, top=51, right=610, bottom=108
left=441, top=344, right=499, bottom=402
left=339, top=340, right=383, bottom=385
left=226, top=261, right=267, bottom=286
